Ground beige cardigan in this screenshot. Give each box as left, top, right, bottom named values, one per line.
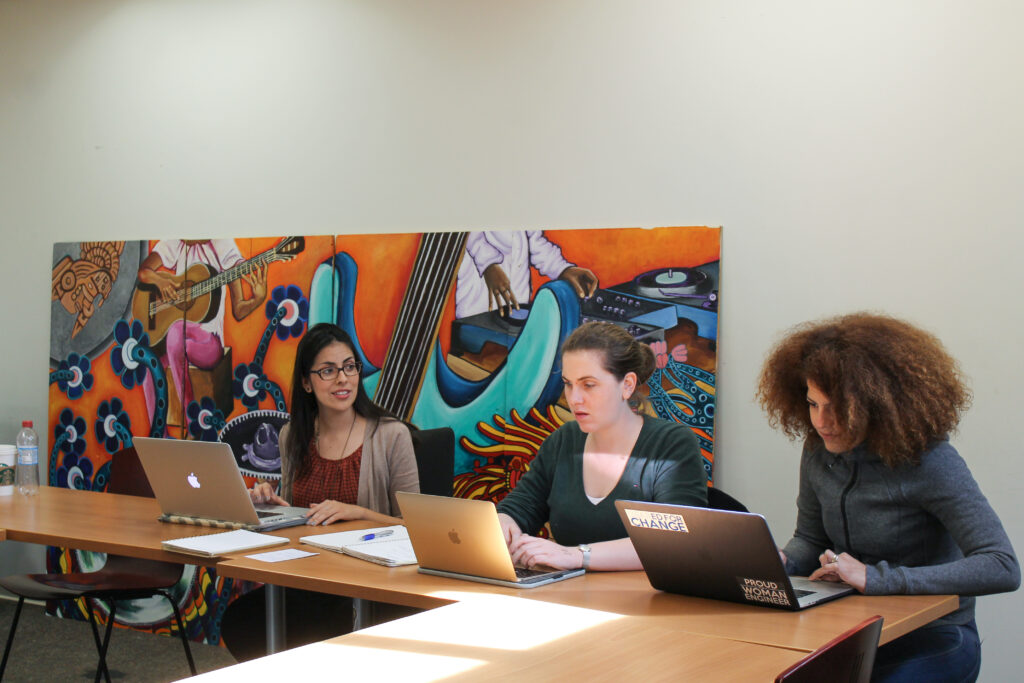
left=278, top=416, right=419, bottom=517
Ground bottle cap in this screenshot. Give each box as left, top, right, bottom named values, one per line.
left=22, top=421, right=32, bottom=428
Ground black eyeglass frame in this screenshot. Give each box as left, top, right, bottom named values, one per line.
left=308, top=361, right=363, bottom=381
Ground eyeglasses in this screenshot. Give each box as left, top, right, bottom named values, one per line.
left=309, top=361, right=362, bottom=381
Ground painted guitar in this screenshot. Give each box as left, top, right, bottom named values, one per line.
left=307, top=232, right=580, bottom=474
left=132, top=236, right=305, bottom=346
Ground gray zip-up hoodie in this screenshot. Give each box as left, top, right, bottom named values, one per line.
left=783, top=439, right=1019, bottom=626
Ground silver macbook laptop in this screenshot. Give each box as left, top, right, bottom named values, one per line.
left=615, top=500, right=855, bottom=610
left=397, top=492, right=584, bottom=589
left=135, top=437, right=309, bottom=531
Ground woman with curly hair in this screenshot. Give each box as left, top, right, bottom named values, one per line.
left=757, top=312, right=1019, bottom=682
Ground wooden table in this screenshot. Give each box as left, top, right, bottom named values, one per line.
left=0, top=486, right=230, bottom=565
left=217, top=533, right=956, bottom=651
left=183, top=596, right=810, bottom=682
left=1, top=487, right=958, bottom=660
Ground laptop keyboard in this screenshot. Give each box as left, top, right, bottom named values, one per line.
left=514, top=567, right=547, bottom=579
left=513, top=566, right=572, bottom=584
left=255, top=510, right=280, bottom=519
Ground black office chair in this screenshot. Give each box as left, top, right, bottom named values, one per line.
left=706, top=486, right=749, bottom=513
left=410, top=427, right=455, bottom=497
left=0, top=446, right=196, bottom=683
left=775, top=615, right=883, bottom=683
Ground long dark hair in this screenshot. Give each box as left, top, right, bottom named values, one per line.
left=561, top=321, right=656, bottom=411
left=286, top=323, right=399, bottom=472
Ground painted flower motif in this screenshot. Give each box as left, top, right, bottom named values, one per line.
left=57, top=451, right=94, bottom=490
left=187, top=397, right=224, bottom=442
left=56, top=353, right=94, bottom=400
left=109, top=319, right=151, bottom=390
left=650, top=340, right=669, bottom=369
left=55, top=408, right=87, bottom=458
left=233, top=363, right=268, bottom=410
left=670, top=344, right=688, bottom=364
left=95, top=398, right=132, bottom=454
left=265, top=285, right=309, bottom=341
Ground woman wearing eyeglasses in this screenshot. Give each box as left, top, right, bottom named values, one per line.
left=249, top=322, right=419, bottom=526
left=228, top=323, right=419, bottom=659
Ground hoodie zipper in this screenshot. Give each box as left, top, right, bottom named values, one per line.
left=839, top=461, right=859, bottom=552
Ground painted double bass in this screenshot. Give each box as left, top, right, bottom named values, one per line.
left=307, top=232, right=580, bottom=474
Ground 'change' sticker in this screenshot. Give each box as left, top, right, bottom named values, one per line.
left=623, top=509, right=688, bottom=532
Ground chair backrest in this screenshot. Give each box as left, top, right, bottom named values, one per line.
left=104, top=445, right=184, bottom=578
left=775, top=615, right=883, bottom=683
left=707, top=486, right=748, bottom=513
left=410, top=427, right=455, bottom=497
left=108, top=445, right=155, bottom=498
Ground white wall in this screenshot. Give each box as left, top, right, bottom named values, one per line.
left=2, top=0, right=1021, bottom=678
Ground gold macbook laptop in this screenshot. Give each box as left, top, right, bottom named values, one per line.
left=135, top=437, right=309, bottom=531
left=396, top=492, right=584, bottom=589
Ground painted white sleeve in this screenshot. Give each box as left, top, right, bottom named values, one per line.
left=525, top=230, right=574, bottom=279
left=208, top=239, right=245, bottom=270
left=151, top=239, right=184, bottom=271
left=465, top=231, right=505, bottom=276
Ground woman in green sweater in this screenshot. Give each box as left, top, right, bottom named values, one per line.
left=496, top=321, right=707, bottom=572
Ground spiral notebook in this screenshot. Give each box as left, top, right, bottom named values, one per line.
left=162, top=529, right=288, bottom=558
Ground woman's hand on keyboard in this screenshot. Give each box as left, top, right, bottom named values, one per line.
left=509, top=534, right=580, bottom=570
left=250, top=482, right=288, bottom=506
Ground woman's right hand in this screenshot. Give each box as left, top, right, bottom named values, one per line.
left=497, top=513, right=522, bottom=548
left=249, top=482, right=288, bottom=506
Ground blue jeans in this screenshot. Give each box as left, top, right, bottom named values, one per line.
left=872, top=619, right=980, bottom=682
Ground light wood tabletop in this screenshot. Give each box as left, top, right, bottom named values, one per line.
left=1, top=485, right=958, bottom=655
left=0, top=485, right=246, bottom=565
left=184, top=595, right=810, bottom=683
left=215, top=534, right=956, bottom=652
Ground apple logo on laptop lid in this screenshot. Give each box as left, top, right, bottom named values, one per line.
left=187, top=472, right=201, bottom=489
left=448, top=528, right=461, bottom=544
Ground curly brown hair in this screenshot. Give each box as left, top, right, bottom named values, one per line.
left=756, top=312, right=972, bottom=467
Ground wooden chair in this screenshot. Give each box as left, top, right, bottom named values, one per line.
left=775, top=615, right=884, bottom=683
left=410, top=427, right=455, bottom=497
left=0, top=446, right=196, bottom=683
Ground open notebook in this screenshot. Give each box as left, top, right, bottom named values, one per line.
left=300, top=526, right=417, bottom=567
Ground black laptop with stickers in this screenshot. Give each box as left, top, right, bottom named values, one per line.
left=614, top=500, right=855, bottom=610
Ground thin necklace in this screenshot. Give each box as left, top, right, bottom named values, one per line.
left=316, top=413, right=358, bottom=460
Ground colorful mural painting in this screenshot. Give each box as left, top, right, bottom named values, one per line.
left=47, top=226, right=721, bottom=642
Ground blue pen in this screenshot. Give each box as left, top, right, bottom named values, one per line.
left=360, top=529, right=395, bottom=541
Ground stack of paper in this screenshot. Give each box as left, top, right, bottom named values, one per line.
left=300, top=525, right=417, bottom=567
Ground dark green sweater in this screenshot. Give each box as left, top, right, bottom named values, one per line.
left=496, top=416, right=707, bottom=546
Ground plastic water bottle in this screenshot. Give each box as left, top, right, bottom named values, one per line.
left=16, top=420, right=39, bottom=496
